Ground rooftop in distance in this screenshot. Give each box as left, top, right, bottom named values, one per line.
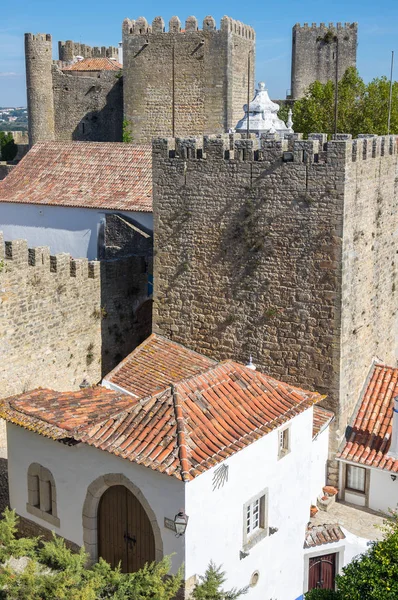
left=0, top=141, right=152, bottom=212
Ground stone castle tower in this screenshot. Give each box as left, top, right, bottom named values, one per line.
left=152, top=132, right=398, bottom=483
left=25, top=34, right=55, bottom=146
left=24, top=34, right=123, bottom=145
left=291, top=22, right=358, bottom=99
left=122, top=16, right=255, bottom=142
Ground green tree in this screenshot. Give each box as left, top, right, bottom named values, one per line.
left=190, top=561, right=248, bottom=600
left=305, top=512, right=398, bottom=600
left=0, top=132, right=17, bottom=161
left=0, top=509, right=182, bottom=600
left=284, top=68, right=398, bottom=138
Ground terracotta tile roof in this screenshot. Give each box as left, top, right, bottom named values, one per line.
left=304, top=523, right=345, bottom=548
left=104, top=333, right=217, bottom=398
left=313, top=406, right=334, bottom=439
left=337, top=363, right=398, bottom=472
left=1, top=358, right=323, bottom=481
left=0, top=141, right=152, bottom=212
left=63, top=58, right=122, bottom=71
left=0, top=387, right=135, bottom=441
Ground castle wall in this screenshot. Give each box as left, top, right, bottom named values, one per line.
left=291, top=23, right=357, bottom=99
left=0, top=234, right=101, bottom=448
left=122, top=16, right=255, bottom=143
left=58, top=40, right=118, bottom=62
left=25, top=34, right=55, bottom=146
left=339, top=136, right=398, bottom=441
left=152, top=135, right=346, bottom=419
left=0, top=165, right=14, bottom=181
left=52, top=67, right=123, bottom=142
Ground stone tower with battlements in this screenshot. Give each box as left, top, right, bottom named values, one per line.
left=152, top=132, right=398, bottom=483
left=58, top=40, right=118, bottom=63
left=122, top=15, right=255, bottom=142
left=291, top=22, right=358, bottom=99
left=25, top=34, right=56, bottom=146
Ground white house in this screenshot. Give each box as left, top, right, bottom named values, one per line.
left=337, top=361, right=398, bottom=514
left=2, top=334, right=340, bottom=599
left=0, top=141, right=153, bottom=260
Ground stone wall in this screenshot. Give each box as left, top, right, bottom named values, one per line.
left=152, top=133, right=398, bottom=483
left=0, top=164, right=15, bottom=181
left=0, top=234, right=101, bottom=447
left=101, top=256, right=152, bottom=375
left=339, top=135, right=398, bottom=440
left=291, top=23, right=357, bottom=99
left=122, top=16, right=255, bottom=143
left=58, top=40, right=118, bottom=62
left=52, top=67, right=123, bottom=142
left=153, top=134, right=345, bottom=415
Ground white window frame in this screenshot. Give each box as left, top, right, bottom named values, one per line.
left=242, top=489, right=268, bottom=550
left=278, top=425, right=291, bottom=459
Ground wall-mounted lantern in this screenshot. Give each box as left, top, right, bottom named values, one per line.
left=174, top=510, right=189, bottom=537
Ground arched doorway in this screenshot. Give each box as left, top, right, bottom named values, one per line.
left=98, top=485, right=155, bottom=572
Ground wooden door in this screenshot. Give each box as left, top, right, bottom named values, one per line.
left=98, top=485, right=155, bottom=572
left=308, top=553, right=336, bottom=590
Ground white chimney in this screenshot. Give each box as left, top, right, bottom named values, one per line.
left=118, top=41, right=123, bottom=65
left=246, top=356, right=256, bottom=371
left=388, top=395, right=398, bottom=459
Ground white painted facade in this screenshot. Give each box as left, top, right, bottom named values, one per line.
left=339, top=460, right=398, bottom=514
left=7, top=424, right=185, bottom=572
left=310, top=426, right=329, bottom=504
left=185, top=408, right=315, bottom=600
left=7, top=404, right=332, bottom=600
left=0, top=203, right=153, bottom=260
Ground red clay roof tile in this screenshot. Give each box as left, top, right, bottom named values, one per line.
left=304, top=523, right=345, bottom=548
left=313, top=406, right=334, bottom=439
left=0, top=141, right=152, bottom=212
left=62, top=58, right=122, bottom=71
left=337, top=363, right=398, bottom=471
left=104, top=334, right=217, bottom=398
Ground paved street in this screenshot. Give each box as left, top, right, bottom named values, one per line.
left=312, top=500, right=386, bottom=541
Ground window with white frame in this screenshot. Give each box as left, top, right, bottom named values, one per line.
left=278, top=426, right=290, bottom=458
left=243, top=489, right=268, bottom=550
left=346, top=464, right=366, bottom=493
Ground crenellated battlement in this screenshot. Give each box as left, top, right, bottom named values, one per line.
left=25, top=33, right=52, bottom=43
left=122, top=15, right=255, bottom=39
left=152, top=133, right=398, bottom=165
left=0, top=235, right=99, bottom=280
left=58, top=40, right=118, bottom=62
left=293, top=22, right=357, bottom=31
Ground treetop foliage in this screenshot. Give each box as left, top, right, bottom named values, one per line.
left=0, top=132, right=17, bottom=162
left=279, top=68, right=398, bottom=138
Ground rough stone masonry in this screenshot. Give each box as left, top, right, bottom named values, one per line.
left=0, top=234, right=101, bottom=448
left=152, top=133, right=398, bottom=483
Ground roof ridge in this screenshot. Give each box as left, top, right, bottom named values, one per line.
left=171, top=383, right=192, bottom=482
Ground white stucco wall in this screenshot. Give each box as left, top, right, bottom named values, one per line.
left=7, top=424, right=184, bottom=573
left=0, top=203, right=153, bottom=260
left=368, top=468, right=398, bottom=514
left=185, top=408, right=315, bottom=600
left=310, top=426, right=329, bottom=504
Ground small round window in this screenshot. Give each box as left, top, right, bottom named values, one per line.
left=250, top=570, right=260, bottom=587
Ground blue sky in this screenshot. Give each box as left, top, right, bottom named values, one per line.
left=1, top=0, right=397, bottom=106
